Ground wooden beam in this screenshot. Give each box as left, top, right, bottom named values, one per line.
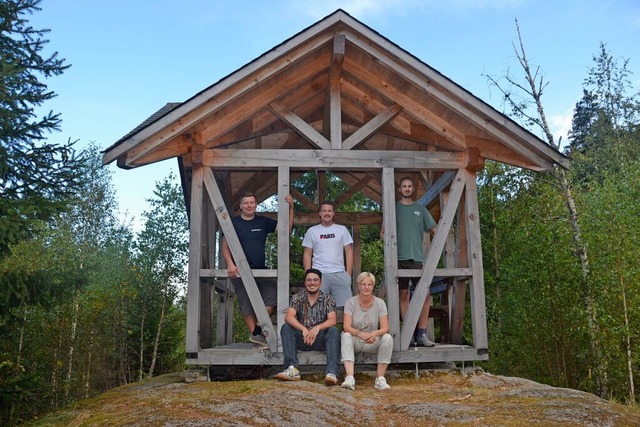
left=329, top=33, right=345, bottom=149
left=451, top=190, right=468, bottom=344
left=417, top=170, right=456, bottom=207
left=199, top=51, right=330, bottom=146
left=400, top=168, right=466, bottom=350
left=268, top=101, right=331, bottom=149
left=382, top=167, right=401, bottom=351
left=342, top=103, right=403, bottom=150
left=333, top=174, right=373, bottom=209
left=341, top=79, right=412, bottom=135
left=343, top=56, right=467, bottom=149
left=277, top=166, right=291, bottom=352
left=203, top=149, right=465, bottom=170
left=290, top=187, right=318, bottom=212
left=185, top=165, right=204, bottom=355
left=464, top=168, right=488, bottom=350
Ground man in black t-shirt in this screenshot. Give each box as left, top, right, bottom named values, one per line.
left=221, top=192, right=293, bottom=347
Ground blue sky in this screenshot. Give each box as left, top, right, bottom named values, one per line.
left=29, top=0, right=640, bottom=229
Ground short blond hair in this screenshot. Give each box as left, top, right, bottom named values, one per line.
left=356, top=271, right=376, bottom=287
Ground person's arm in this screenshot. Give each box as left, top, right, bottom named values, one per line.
left=303, top=311, right=336, bottom=346
left=344, top=243, right=353, bottom=276
left=221, top=236, right=239, bottom=278
left=285, top=307, right=304, bottom=330
left=342, top=312, right=358, bottom=336
left=303, top=246, right=312, bottom=270
left=286, top=194, right=294, bottom=232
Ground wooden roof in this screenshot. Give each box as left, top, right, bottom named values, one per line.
left=102, top=9, right=568, bottom=177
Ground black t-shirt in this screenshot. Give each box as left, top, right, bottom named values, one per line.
left=230, top=215, right=277, bottom=268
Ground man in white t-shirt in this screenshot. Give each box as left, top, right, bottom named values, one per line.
left=302, top=201, right=353, bottom=307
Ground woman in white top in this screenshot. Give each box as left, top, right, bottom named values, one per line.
left=340, top=272, right=394, bottom=390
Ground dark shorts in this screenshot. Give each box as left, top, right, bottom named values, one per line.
left=398, top=259, right=423, bottom=291
left=233, top=277, right=277, bottom=315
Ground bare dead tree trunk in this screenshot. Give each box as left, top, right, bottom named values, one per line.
left=148, top=286, right=168, bottom=378
left=65, top=301, right=79, bottom=401
left=138, top=301, right=147, bottom=382
left=486, top=19, right=608, bottom=397
left=617, top=259, right=635, bottom=403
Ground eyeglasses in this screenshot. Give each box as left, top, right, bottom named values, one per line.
left=305, top=278, right=321, bottom=283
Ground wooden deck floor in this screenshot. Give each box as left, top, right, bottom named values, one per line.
left=186, top=343, right=488, bottom=366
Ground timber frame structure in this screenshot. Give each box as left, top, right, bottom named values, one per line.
left=103, top=10, right=568, bottom=367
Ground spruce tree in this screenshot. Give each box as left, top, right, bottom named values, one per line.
left=0, top=0, right=85, bottom=257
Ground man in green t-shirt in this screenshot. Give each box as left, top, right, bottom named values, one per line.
left=393, top=177, right=437, bottom=347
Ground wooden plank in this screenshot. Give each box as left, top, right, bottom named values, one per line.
left=329, top=34, right=345, bottom=149
left=268, top=101, right=331, bottom=149
left=342, top=103, right=403, bottom=150
left=333, top=174, right=373, bottom=209
left=343, top=56, right=466, bottom=150
left=200, top=190, right=217, bottom=349
left=450, top=191, right=468, bottom=344
left=336, top=171, right=383, bottom=205
left=185, top=344, right=487, bottom=366
left=318, top=170, right=326, bottom=204
left=277, top=166, right=291, bottom=352
left=202, top=167, right=277, bottom=349
left=203, top=149, right=465, bottom=170
left=341, top=79, right=412, bottom=135
left=464, top=168, right=488, bottom=350
left=352, top=224, right=361, bottom=295
left=400, top=169, right=466, bottom=350
left=200, top=51, right=331, bottom=146
left=417, top=170, right=456, bottom=207
left=382, top=167, right=401, bottom=351
left=290, top=187, right=318, bottom=212
left=185, top=165, right=204, bottom=354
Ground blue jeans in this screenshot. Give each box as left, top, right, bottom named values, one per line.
left=280, top=323, right=340, bottom=376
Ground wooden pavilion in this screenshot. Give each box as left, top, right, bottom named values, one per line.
left=102, top=10, right=568, bottom=368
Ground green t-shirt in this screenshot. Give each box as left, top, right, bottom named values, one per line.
left=395, top=202, right=436, bottom=261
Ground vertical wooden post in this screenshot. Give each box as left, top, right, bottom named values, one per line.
left=451, top=192, right=468, bottom=344
left=382, top=168, right=400, bottom=351
left=277, top=166, right=291, bottom=352
left=185, top=164, right=204, bottom=356
left=464, top=169, right=488, bottom=351
left=352, top=224, right=361, bottom=294
left=442, top=190, right=455, bottom=344
left=199, top=191, right=216, bottom=349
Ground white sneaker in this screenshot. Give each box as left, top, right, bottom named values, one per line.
left=341, top=375, right=355, bottom=390
left=275, top=365, right=300, bottom=381
left=374, top=376, right=390, bottom=390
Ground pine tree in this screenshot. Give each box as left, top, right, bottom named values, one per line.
left=0, top=0, right=85, bottom=257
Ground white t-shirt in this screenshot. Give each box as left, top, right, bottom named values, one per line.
left=344, top=296, right=388, bottom=333
left=302, top=223, right=353, bottom=273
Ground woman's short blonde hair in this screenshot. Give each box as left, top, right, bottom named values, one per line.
left=356, top=271, right=376, bottom=287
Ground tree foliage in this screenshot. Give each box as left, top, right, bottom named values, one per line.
left=0, top=0, right=86, bottom=257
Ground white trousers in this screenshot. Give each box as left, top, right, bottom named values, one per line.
left=340, top=331, right=393, bottom=364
